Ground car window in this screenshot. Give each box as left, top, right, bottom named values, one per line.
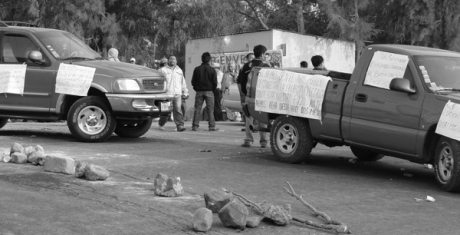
left=35, top=31, right=101, bottom=60
left=2, top=34, right=40, bottom=64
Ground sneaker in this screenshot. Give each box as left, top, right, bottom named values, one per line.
left=192, top=127, right=198, bottom=131
left=159, top=125, right=165, bottom=130
left=241, top=142, right=251, bottom=147
left=177, top=126, right=186, bottom=132
left=209, top=127, right=219, bottom=131
left=260, top=143, right=267, bottom=148
left=241, top=128, right=245, bottom=132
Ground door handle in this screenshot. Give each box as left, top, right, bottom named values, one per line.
left=355, top=93, right=367, bottom=102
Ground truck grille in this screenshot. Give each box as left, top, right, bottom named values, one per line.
left=142, top=79, right=165, bottom=92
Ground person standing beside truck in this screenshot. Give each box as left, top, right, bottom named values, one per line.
left=237, top=45, right=271, bottom=148
left=107, top=48, right=120, bottom=62
left=191, top=52, right=219, bottom=131
left=158, top=55, right=187, bottom=132
left=311, top=55, right=326, bottom=70
left=300, top=61, right=308, bottom=68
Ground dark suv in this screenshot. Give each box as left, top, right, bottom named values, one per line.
left=0, top=22, right=172, bottom=142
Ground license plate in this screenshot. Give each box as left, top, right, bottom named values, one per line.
left=160, top=101, right=171, bottom=111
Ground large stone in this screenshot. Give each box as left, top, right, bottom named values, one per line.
left=218, top=199, right=248, bottom=230
left=75, top=161, right=88, bottom=178
left=153, top=173, right=169, bottom=195
left=24, top=146, right=35, bottom=157
left=262, top=204, right=292, bottom=226
left=28, top=151, right=45, bottom=165
left=43, top=155, right=76, bottom=175
left=11, top=152, right=27, bottom=164
left=84, top=164, right=109, bottom=181
left=10, top=143, right=24, bottom=155
left=192, top=207, right=213, bottom=232
left=34, top=145, right=44, bottom=153
left=1, top=154, right=11, bottom=163
left=204, top=188, right=233, bottom=213
left=246, top=216, right=263, bottom=228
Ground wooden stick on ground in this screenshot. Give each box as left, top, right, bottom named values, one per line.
left=283, top=181, right=351, bottom=234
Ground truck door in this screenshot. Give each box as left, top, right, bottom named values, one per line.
left=349, top=50, right=423, bottom=156
left=0, top=33, right=54, bottom=114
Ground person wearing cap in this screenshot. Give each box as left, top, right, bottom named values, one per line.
left=158, top=55, right=187, bottom=132
left=159, top=57, right=168, bottom=68
left=130, top=57, right=136, bottom=64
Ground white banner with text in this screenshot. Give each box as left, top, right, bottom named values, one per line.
left=364, top=51, right=409, bottom=89
left=55, top=63, right=96, bottom=96
left=255, top=69, right=331, bottom=121
left=0, top=64, right=27, bottom=95
left=436, top=100, right=460, bottom=141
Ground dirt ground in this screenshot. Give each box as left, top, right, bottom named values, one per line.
left=0, top=121, right=459, bottom=235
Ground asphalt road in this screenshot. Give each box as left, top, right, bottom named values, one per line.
left=0, top=121, right=459, bottom=235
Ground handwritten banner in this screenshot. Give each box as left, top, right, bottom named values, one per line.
left=436, top=101, right=460, bottom=141
left=211, top=50, right=283, bottom=73
left=55, top=63, right=95, bottom=96
left=255, top=69, right=331, bottom=120
left=0, top=64, right=27, bottom=95
left=364, top=51, right=409, bottom=89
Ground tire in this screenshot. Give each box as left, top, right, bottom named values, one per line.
left=350, top=146, right=384, bottom=161
left=0, top=118, right=8, bottom=129
left=67, top=96, right=116, bottom=142
left=270, top=116, right=314, bottom=163
left=434, top=137, right=460, bottom=192
left=114, top=118, right=153, bottom=138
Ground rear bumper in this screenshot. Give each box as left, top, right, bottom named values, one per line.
left=106, top=93, right=174, bottom=120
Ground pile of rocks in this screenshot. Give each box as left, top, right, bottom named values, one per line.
left=1, top=142, right=109, bottom=181
left=192, top=188, right=264, bottom=232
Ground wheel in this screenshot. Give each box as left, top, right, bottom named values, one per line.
left=350, top=146, right=384, bottom=161
left=434, top=137, right=460, bottom=192
left=114, top=118, right=153, bottom=138
left=67, top=96, right=116, bottom=142
left=270, top=116, right=314, bottom=163
left=0, top=118, right=8, bottom=129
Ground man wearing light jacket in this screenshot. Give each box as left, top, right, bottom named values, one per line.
left=158, top=55, right=188, bottom=132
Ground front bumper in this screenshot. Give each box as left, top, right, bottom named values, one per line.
left=106, top=93, right=174, bottom=119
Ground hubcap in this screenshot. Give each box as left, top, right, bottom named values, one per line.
left=276, top=124, right=298, bottom=154
left=439, top=146, right=454, bottom=181
left=77, top=106, right=107, bottom=135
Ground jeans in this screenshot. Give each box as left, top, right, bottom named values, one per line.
left=159, top=94, right=184, bottom=127
left=213, top=89, right=223, bottom=121
left=193, top=91, right=215, bottom=128
left=244, top=114, right=268, bottom=145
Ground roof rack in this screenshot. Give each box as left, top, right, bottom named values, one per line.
left=0, top=21, right=38, bottom=27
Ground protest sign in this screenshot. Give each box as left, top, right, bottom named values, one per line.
left=211, top=50, right=283, bottom=73
left=364, top=51, right=409, bottom=89
left=255, top=69, right=331, bottom=121
left=0, top=64, right=27, bottom=95
left=55, top=63, right=96, bottom=96
left=436, top=100, right=460, bottom=141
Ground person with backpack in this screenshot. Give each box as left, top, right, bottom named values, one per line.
left=237, top=45, right=271, bottom=148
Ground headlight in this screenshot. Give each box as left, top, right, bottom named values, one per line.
left=114, top=79, right=141, bottom=91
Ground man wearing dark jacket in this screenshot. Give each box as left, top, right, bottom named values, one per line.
left=191, top=52, right=219, bottom=131
left=237, top=45, right=271, bottom=148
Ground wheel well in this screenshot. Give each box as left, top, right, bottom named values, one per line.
left=424, top=124, right=441, bottom=164
left=60, top=88, right=109, bottom=119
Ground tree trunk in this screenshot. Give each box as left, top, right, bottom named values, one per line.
left=296, top=1, right=305, bottom=34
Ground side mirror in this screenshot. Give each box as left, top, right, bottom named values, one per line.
left=389, top=78, right=416, bottom=94
left=28, top=50, right=45, bottom=64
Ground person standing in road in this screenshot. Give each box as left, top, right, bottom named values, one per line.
left=311, top=55, right=326, bottom=70
left=212, top=62, right=224, bottom=121
left=130, top=57, right=136, bottom=64
left=237, top=45, right=271, bottom=148
left=191, top=52, right=219, bottom=131
left=222, top=62, right=238, bottom=91
left=107, top=48, right=120, bottom=62
left=158, top=55, right=187, bottom=132
left=300, top=61, right=308, bottom=68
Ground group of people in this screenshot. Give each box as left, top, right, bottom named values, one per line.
left=300, top=55, right=326, bottom=70
left=107, top=45, right=328, bottom=148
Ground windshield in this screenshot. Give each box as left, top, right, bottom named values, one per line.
left=414, top=55, right=460, bottom=91
left=35, top=31, right=102, bottom=60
